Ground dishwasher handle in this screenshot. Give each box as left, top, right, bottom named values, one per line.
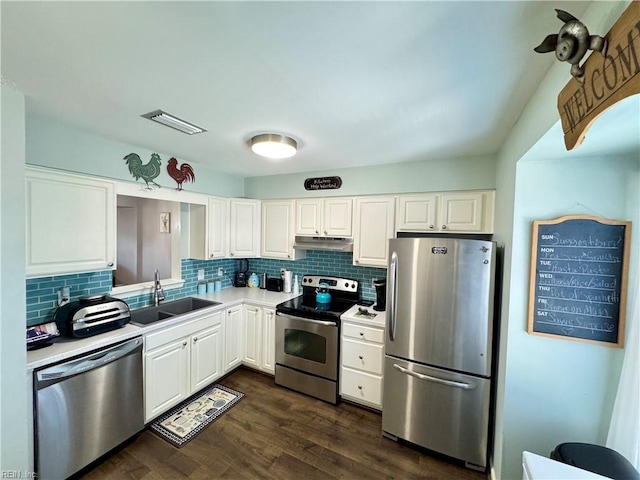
left=35, top=337, right=142, bottom=389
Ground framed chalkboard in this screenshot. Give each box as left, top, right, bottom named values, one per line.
left=528, top=215, right=631, bottom=347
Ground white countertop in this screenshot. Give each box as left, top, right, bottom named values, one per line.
left=522, top=451, right=608, bottom=479
left=26, top=287, right=300, bottom=371
left=341, top=304, right=386, bottom=328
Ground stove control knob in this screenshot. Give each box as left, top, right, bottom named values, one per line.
left=345, top=282, right=349, bottom=288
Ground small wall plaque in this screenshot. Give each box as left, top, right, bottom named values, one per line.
left=304, top=176, right=342, bottom=191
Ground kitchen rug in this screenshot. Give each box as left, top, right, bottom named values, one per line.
left=148, top=384, right=244, bottom=448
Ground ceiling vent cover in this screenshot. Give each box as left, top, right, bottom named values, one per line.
left=141, top=110, right=206, bottom=135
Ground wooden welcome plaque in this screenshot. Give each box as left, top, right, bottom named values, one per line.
left=557, top=2, right=640, bottom=150
left=527, top=215, right=631, bottom=347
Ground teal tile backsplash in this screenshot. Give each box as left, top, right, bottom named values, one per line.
left=25, top=251, right=386, bottom=326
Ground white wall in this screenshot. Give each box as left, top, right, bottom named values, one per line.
left=0, top=86, right=29, bottom=471
left=26, top=115, right=245, bottom=198
left=245, top=154, right=496, bottom=199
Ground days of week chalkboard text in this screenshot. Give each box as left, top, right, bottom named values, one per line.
left=528, top=215, right=631, bottom=347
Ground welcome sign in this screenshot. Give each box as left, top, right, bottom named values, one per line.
left=557, top=3, right=639, bottom=150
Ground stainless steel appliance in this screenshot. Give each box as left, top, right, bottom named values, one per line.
left=53, top=294, right=130, bottom=338
left=275, top=275, right=359, bottom=403
left=383, top=237, right=496, bottom=471
left=34, top=337, right=144, bottom=479
left=373, top=278, right=386, bottom=311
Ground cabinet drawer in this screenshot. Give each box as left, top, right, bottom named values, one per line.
left=342, top=323, right=384, bottom=344
left=342, top=339, right=383, bottom=374
left=145, top=312, right=222, bottom=351
left=340, top=367, right=382, bottom=407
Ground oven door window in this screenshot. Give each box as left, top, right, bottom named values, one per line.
left=284, top=329, right=326, bottom=364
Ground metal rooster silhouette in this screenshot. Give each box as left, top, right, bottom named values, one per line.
left=167, top=157, right=195, bottom=191
left=124, top=152, right=162, bottom=189
left=534, top=9, right=608, bottom=83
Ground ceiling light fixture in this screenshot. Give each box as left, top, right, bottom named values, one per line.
left=250, top=133, right=297, bottom=159
left=141, top=110, right=206, bottom=135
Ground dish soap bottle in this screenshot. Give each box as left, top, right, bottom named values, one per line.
left=248, top=272, right=259, bottom=288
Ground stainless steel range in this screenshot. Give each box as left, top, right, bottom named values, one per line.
left=275, top=275, right=359, bottom=404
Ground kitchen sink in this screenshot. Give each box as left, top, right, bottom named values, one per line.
left=129, top=297, right=221, bottom=326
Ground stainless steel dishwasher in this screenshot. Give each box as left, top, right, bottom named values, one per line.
left=34, top=337, right=144, bottom=479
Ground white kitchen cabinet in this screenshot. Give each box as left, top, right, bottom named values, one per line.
left=242, top=304, right=261, bottom=368
left=261, top=200, right=305, bottom=260
left=224, top=304, right=243, bottom=372
left=143, top=310, right=224, bottom=422
left=396, top=190, right=495, bottom=233
left=25, top=166, right=116, bottom=277
left=207, top=197, right=228, bottom=258
left=295, top=197, right=352, bottom=237
left=229, top=198, right=261, bottom=257
left=242, top=304, right=276, bottom=375
left=144, top=337, right=190, bottom=422
left=353, top=196, right=396, bottom=267
left=262, top=307, right=276, bottom=374
left=340, top=321, right=385, bottom=410
left=190, top=322, right=223, bottom=392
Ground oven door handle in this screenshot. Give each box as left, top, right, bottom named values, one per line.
left=276, top=311, right=336, bottom=327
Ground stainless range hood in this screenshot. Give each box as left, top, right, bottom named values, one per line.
left=293, top=236, right=354, bottom=252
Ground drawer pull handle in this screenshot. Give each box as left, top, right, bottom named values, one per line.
left=358, top=355, right=363, bottom=360
left=392, top=364, right=475, bottom=390
left=357, top=385, right=362, bottom=390
left=359, top=332, right=364, bottom=336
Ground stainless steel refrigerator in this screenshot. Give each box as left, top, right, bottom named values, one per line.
left=382, top=237, right=496, bottom=471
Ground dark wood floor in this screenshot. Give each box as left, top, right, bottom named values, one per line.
left=81, top=368, right=487, bottom=480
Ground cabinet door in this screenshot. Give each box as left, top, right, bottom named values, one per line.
left=207, top=197, right=228, bottom=258
left=242, top=305, right=262, bottom=368
left=190, top=323, right=223, bottom=393
left=295, top=199, right=322, bottom=236
left=26, top=167, right=116, bottom=277
left=353, top=196, right=395, bottom=267
left=229, top=199, right=260, bottom=257
left=145, top=338, right=190, bottom=422
left=261, top=200, right=295, bottom=259
left=261, top=308, right=276, bottom=374
left=224, top=305, right=243, bottom=372
left=323, top=198, right=353, bottom=236
left=396, top=194, right=438, bottom=231
left=439, top=191, right=491, bottom=232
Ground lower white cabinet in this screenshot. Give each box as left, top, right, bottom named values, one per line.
left=224, top=305, right=243, bottom=372
left=144, top=310, right=224, bottom=423
left=340, top=321, right=385, bottom=409
left=242, top=304, right=276, bottom=375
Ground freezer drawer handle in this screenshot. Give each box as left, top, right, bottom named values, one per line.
left=392, top=364, right=475, bottom=390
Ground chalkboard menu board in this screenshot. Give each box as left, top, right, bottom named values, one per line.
left=528, top=215, right=631, bottom=347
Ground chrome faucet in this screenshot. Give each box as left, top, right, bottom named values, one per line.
left=153, top=269, right=165, bottom=306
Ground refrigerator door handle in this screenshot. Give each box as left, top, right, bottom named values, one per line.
left=392, top=364, right=476, bottom=390
left=388, top=251, right=398, bottom=341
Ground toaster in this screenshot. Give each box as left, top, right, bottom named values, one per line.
left=53, top=294, right=130, bottom=338
left=266, top=277, right=283, bottom=292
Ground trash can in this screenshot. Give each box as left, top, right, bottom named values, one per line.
left=551, top=443, right=639, bottom=480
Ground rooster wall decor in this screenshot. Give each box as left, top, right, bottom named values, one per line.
left=124, top=152, right=162, bottom=189
left=534, top=9, right=607, bottom=83
left=167, top=157, right=196, bottom=191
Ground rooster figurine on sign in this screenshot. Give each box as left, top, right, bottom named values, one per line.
left=167, top=157, right=196, bottom=191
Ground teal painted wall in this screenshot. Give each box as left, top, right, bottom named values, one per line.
left=26, top=115, right=245, bottom=197
left=0, top=86, right=29, bottom=471
left=244, top=154, right=496, bottom=199
left=499, top=154, right=638, bottom=479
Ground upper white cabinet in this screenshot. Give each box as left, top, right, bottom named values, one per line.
left=207, top=197, right=228, bottom=258
left=25, top=166, right=116, bottom=277
left=261, top=200, right=305, bottom=260
left=229, top=199, right=261, bottom=257
left=353, top=196, right=396, bottom=267
left=396, top=190, right=495, bottom=233
left=295, top=198, right=352, bottom=237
